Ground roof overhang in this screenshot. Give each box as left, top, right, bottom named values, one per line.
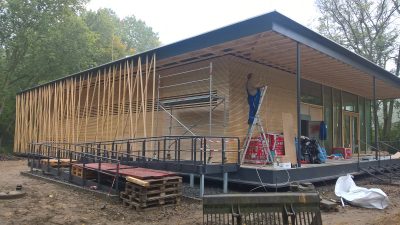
left=20, top=11, right=400, bottom=99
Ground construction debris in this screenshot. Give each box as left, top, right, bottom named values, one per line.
left=0, top=186, right=26, bottom=200
left=320, top=198, right=339, bottom=212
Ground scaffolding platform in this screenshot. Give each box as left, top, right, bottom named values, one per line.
left=159, top=91, right=221, bottom=108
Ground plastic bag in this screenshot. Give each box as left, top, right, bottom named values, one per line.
left=335, top=174, right=389, bottom=209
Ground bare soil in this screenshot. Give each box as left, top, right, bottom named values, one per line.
left=0, top=160, right=399, bottom=225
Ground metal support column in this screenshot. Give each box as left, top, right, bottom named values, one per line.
left=373, top=77, right=379, bottom=161
left=296, top=42, right=302, bottom=167
left=209, top=62, right=213, bottom=136
left=190, top=174, right=194, bottom=188
left=200, top=174, right=205, bottom=197
left=223, top=172, right=228, bottom=193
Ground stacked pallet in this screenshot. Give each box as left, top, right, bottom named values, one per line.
left=120, top=170, right=182, bottom=211
left=71, top=164, right=96, bottom=179
left=41, top=159, right=76, bottom=168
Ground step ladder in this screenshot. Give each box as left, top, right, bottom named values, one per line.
left=241, top=86, right=273, bottom=165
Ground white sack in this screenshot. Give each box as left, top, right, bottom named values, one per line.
left=334, top=174, right=389, bottom=209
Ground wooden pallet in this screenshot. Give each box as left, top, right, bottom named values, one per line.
left=124, top=185, right=181, bottom=202
left=126, top=176, right=182, bottom=187
left=121, top=176, right=182, bottom=211
left=71, top=165, right=96, bottom=179
left=41, top=159, right=76, bottom=168
left=121, top=194, right=181, bottom=211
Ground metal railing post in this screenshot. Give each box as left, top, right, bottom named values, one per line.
left=115, top=162, right=120, bottom=192
left=103, top=144, right=107, bottom=158
left=82, top=154, right=87, bottom=187
left=57, top=148, right=61, bottom=175
left=178, top=138, right=181, bottom=163
left=127, top=141, right=131, bottom=161
left=237, top=138, right=241, bottom=164
left=69, top=150, right=73, bottom=181
left=203, top=137, right=207, bottom=165
left=222, top=138, right=226, bottom=164
left=157, top=140, right=161, bottom=160
left=142, top=140, right=146, bottom=161
left=97, top=156, right=102, bottom=190
left=174, top=138, right=178, bottom=161
left=194, top=138, right=197, bottom=165
left=111, top=142, right=115, bottom=159
left=191, top=138, right=194, bottom=162
left=30, top=144, right=33, bottom=172
left=47, top=146, right=51, bottom=172
left=96, top=144, right=100, bottom=161
left=163, top=137, right=166, bottom=161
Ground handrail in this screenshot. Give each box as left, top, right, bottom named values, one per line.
left=30, top=135, right=241, bottom=166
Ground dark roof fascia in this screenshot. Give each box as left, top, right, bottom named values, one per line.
left=270, top=12, right=400, bottom=87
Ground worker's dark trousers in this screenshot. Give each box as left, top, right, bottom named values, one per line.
left=247, top=89, right=261, bottom=124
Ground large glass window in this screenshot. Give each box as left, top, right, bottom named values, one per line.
left=323, top=87, right=333, bottom=152
left=342, top=91, right=358, bottom=112
left=359, top=97, right=366, bottom=153
left=333, top=89, right=342, bottom=147
left=301, top=79, right=322, bottom=105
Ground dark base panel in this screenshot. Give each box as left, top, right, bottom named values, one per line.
left=209, top=159, right=400, bottom=187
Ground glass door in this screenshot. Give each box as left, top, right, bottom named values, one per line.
left=343, top=112, right=360, bottom=153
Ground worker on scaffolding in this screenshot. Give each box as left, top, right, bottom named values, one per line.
left=246, top=73, right=263, bottom=125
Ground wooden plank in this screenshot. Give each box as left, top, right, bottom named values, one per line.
left=282, top=112, right=297, bottom=164
left=126, top=176, right=150, bottom=187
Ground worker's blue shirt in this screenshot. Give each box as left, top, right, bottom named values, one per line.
left=247, top=88, right=261, bottom=124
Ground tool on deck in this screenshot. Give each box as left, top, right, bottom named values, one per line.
left=241, top=86, right=273, bottom=164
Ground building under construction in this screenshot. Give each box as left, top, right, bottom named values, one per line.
left=14, top=12, right=400, bottom=194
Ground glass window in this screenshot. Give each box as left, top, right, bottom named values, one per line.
left=359, top=97, right=366, bottom=153
left=323, top=86, right=333, bottom=153
left=365, top=99, right=372, bottom=152
left=333, top=89, right=342, bottom=147
left=301, top=79, right=322, bottom=105
left=342, top=91, right=358, bottom=112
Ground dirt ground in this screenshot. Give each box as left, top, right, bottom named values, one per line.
left=0, top=160, right=399, bottom=225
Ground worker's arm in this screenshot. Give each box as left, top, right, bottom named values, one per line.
left=256, top=84, right=267, bottom=89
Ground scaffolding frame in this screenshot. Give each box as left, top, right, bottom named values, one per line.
left=156, top=62, right=226, bottom=137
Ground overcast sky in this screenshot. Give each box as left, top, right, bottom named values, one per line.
left=86, top=0, right=319, bottom=45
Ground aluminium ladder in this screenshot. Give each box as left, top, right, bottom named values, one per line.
left=241, top=86, right=273, bottom=164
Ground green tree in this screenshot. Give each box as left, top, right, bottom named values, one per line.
left=83, top=9, right=160, bottom=64
left=0, top=0, right=92, bottom=152
left=118, top=15, right=161, bottom=53
left=0, top=1, right=161, bottom=153
left=316, top=0, right=400, bottom=144
left=83, top=8, right=130, bottom=64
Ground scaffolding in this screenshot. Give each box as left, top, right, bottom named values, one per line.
left=156, top=62, right=226, bottom=137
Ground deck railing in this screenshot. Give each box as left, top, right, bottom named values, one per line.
left=29, top=135, right=241, bottom=171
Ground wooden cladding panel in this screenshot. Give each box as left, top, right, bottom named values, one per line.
left=226, top=55, right=297, bottom=140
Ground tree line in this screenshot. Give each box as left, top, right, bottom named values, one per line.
left=0, top=0, right=160, bottom=152
left=316, top=0, right=400, bottom=152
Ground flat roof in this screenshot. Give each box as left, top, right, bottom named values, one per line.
left=20, top=11, right=400, bottom=96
